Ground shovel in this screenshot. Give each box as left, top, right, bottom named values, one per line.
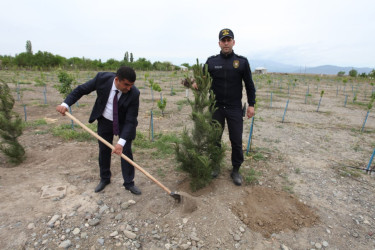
left=62, top=112, right=182, bottom=202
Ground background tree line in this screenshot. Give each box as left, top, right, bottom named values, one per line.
left=338, top=69, right=375, bottom=78
left=0, top=41, right=183, bottom=71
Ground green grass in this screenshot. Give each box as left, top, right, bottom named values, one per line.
left=20, top=87, right=34, bottom=92
left=282, top=185, right=294, bottom=193
left=157, top=167, right=166, bottom=178
left=243, top=168, right=262, bottom=185
left=339, top=166, right=362, bottom=178
left=176, top=99, right=190, bottom=111
left=18, top=81, right=33, bottom=85
left=34, top=130, right=49, bottom=135
left=52, top=124, right=97, bottom=141
left=25, top=118, right=48, bottom=127
left=352, top=101, right=368, bottom=109
left=246, top=147, right=272, bottom=161
left=134, top=131, right=181, bottom=158
left=280, top=173, right=294, bottom=193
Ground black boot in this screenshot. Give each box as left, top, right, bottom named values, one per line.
left=231, top=166, right=242, bottom=186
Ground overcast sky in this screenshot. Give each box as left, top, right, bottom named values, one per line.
left=1, top=0, right=374, bottom=68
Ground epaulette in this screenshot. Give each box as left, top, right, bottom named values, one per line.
left=236, top=54, right=248, bottom=60
left=207, top=54, right=219, bottom=60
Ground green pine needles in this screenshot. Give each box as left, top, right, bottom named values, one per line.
left=0, top=81, right=26, bottom=165
left=175, top=60, right=225, bottom=191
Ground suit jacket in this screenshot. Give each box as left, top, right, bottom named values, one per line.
left=64, top=72, right=140, bottom=141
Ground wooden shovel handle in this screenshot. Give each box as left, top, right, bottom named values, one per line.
left=64, top=111, right=172, bottom=195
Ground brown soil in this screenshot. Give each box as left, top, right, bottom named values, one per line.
left=232, top=186, right=319, bottom=238
left=0, top=70, right=375, bottom=249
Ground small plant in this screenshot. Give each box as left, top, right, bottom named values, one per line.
left=157, top=98, right=167, bottom=116
left=34, top=72, right=46, bottom=87
left=0, top=81, right=26, bottom=164
left=147, top=78, right=161, bottom=92
left=316, top=90, right=324, bottom=112
left=361, top=93, right=375, bottom=132
left=55, top=71, right=76, bottom=99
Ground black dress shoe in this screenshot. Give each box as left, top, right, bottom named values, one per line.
left=95, top=180, right=110, bottom=193
left=230, top=172, right=242, bottom=186
left=125, top=185, right=142, bottom=195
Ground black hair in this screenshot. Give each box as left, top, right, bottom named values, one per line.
left=116, top=66, right=136, bottom=82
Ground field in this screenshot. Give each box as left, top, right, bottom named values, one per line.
left=0, top=69, right=375, bottom=249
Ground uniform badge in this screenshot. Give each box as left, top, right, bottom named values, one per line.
left=233, top=60, right=240, bottom=68
left=222, top=29, right=230, bottom=36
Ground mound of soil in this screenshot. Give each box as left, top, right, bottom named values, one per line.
left=232, top=186, right=319, bottom=238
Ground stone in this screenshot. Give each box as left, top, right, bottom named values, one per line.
left=123, top=230, right=137, bottom=239
left=115, top=214, right=123, bottom=220
left=180, top=244, right=190, bottom=249
left=47, top=215, right=60, bottom=228
left=97, top=238, right=104, bottom=245
left=58, top=240, right=72, bottom=248
left=314, top=242, right=322, bottom=249
left=121, top=202, right=130, bottom=210
left=99, top=205, right=109, bottom=214
left=233, top=234, right=241, bottom=241
left=190, top=235, right=200, bottom=242
left=27, top=223, right=35, bottom=229
left=88, top=218, right=100, bottom=226
left=81, top=232, right=88, bottom=239
left=280, top=244, right=289, bottom=250
left=72, top=228, right=80, bottom=235
left=110, top=231, right=118, bottom=237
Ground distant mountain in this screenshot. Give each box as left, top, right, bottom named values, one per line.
left=250, top=60, right=299, bottom=73
left=302, top=65, right=373, bottom=75
left=249, top=59, right=374, bottom=75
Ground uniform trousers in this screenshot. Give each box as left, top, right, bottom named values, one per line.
left=212, top=106, right=244, bottom=171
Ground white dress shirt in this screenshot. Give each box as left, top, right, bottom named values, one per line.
left=61, top=79, right=126, bottom=146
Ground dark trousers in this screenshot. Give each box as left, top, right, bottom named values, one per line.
left=97, top=117, right=135, bottom=188
left=213, top=106, right=244, bottom=171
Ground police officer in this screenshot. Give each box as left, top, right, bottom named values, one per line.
left=193, top=28, right=256, bottom=185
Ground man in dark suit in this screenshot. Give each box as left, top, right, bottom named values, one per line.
left=56, top=66, right=141, bottom=195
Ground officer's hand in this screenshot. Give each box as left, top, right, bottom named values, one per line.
left=192, top=82, right=198, bottom=90
left=56, top=105, right=68, bottom=116
left=247, top=106, right=255, bottom=119
left=112, top=144, right=123, bottom=156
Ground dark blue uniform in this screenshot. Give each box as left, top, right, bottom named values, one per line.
left=205, top=50, right=256, bottom=170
